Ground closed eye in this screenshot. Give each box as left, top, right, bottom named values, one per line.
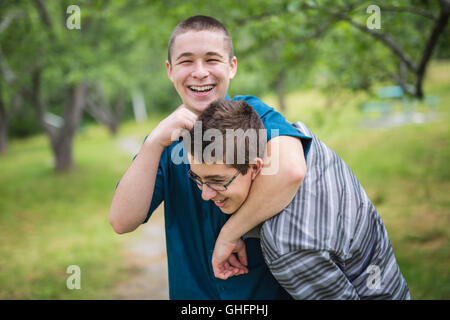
left=208, top=179, right=224, bottom=184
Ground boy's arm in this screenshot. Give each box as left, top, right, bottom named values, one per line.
left=109, top=106, right=197, bottom=234
left=212, top=135, right=306, bottom=278
left=109, top=137, right=164, bottom=234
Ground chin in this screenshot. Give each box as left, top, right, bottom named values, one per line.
left=221, top=204, right=241, bottom=215
left=186, top=100, right=212, bottom=114
left=218, top=207, right=232, bottom=215
left=185, top=93, right=225, bottom=112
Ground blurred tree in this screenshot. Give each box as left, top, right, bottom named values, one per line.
left=1, top=0, right=448, bottom=162
left=0, top=0, right=172, bottom=169
left=233, top=8, right=333, bottom=111
left=331, top=0, right=450, bottom=99
left=0, top=5, right=27, bottom=154
left=0, top=0, right=91, bottom=167
left=85, top=83, right=125, bottom=136
left=0, top=81, right=7, bottom=154
left=225, top=0, right=449, bottom=100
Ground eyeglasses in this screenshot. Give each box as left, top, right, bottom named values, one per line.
left=188, top=169, right=240, bottom=191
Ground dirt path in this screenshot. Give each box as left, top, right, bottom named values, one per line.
left=113, top=205, right=169, bottom=299
left=113, top=137, right=169, bottom=299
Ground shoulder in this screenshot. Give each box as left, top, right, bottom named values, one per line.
left=229, top=94, right=312, bottom=154
left=231, top=95, right=273, bottom=117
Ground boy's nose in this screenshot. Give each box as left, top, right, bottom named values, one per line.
left=192, top=62, right=209, bottom=79
left=201, top=184, right=217, bottom=201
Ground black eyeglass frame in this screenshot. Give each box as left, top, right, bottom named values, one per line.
left=188, top=169, right=241, bottom=191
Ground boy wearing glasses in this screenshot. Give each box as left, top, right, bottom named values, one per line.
left=187, top=99, right=410, bottom=300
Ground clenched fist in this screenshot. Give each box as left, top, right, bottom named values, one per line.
left=147, top=105, right=198, bottom=149
left=212, top=237, right=248, bottom=280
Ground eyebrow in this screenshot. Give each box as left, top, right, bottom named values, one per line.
left=191, top=170, right=226, bottom=180
left=175, top=51, right=225, bottom=62
left=205, top=52, right=224, bottom=59
left=175, top=52, right=194, bottom=61
left=204, top=174, right=226, bottom=180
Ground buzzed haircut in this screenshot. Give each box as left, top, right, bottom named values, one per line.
left=189, top=99, right=266, bottom=175
left=168, top=15, right=234, bottom=64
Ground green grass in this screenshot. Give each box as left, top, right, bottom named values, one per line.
left=0, top=61, right=448, bottom=299
left=0, top=128, right=125, bottom=298
left=0, top=116, right=167, bottom=299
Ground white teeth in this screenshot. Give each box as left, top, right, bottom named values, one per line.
left=190, top=85, right=214, bottom=92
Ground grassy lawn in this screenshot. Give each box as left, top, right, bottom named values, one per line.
left=263, top=61, right=450, bottom=299
left=0, top=120, right=162, bottom=299
left=0, top=62, right=448, bottom=299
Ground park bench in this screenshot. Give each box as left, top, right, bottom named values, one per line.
left=359, top=85, right=403, bottom=115
left=359, top=85, right=439, bottom=128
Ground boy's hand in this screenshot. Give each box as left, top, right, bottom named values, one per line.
left=148, top=104, right=198, bottom=149
left=212, top=237, right=248, bottom=280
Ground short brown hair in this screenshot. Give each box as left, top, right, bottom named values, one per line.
left=168, top=15, right=234, bottom=64
left=188, top=99, right=266, bottom=175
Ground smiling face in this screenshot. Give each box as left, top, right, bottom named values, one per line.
left=189, top=159, right=262, bottom=215
left=166, top=30, right=237, bottom=115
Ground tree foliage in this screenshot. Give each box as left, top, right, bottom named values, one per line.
left=0, top=0, right=448, bottom=169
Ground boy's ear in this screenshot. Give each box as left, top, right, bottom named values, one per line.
left=166, top=60, right=174, bottom=82
left=250, top=157, right=263, bottom=180
left=229, top=56, right=237, bottom=80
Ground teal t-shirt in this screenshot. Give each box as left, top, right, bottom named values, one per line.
left=144, top=95, right=311, bottom=299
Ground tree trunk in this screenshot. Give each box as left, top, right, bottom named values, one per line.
left=111, top=89, right=126, bottom=135
left=275, top=70, right=287, bottom=112
left=30, top=68, right=88, bottom=172
left=53, top=134, right=74, bottom=172
left=85, top=84, right=125, bottom=136
left=0, top=82, right=8, bottom=154
left=338, top=1, right=450, bottom=100
left=415, top=1, right=450, bottom=99
left=0, top=110, right=7, bottom=155
left=52, top=82, right=88, bottom=172
left=107, top=120, right=118, bottom=136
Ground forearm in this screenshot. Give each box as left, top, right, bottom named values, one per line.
left=220, top=167, right=301, bottom=241
left=109, top=135, right=164, bottom=234
left=219, top=136, right=305, bottom=241
left=109, top=104, right=197, bottom=234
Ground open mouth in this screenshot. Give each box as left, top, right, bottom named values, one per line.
left=213, top=198, right=228, bottom=207
left=188, top=85, right=215, bottom=95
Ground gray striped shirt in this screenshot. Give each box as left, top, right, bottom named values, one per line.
left=257, top=121, right=410, bottom=300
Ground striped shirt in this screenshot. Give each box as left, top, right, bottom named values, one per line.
left=256, top=121, right=410, bottom=299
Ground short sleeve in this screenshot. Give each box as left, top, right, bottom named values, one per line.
left=142, top=150, right=165, bottom=224
left=232, top=95, right=312, bottom=157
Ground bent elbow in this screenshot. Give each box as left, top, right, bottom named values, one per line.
left=111, top=224, right=127, bottom=235
left=109, top=211, right=129, bottom=235
left=291, top=164, right=306, bottom=185
left=281, top=158, right=306, bottom=187
left=109, top=218, right=123, bottom=234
